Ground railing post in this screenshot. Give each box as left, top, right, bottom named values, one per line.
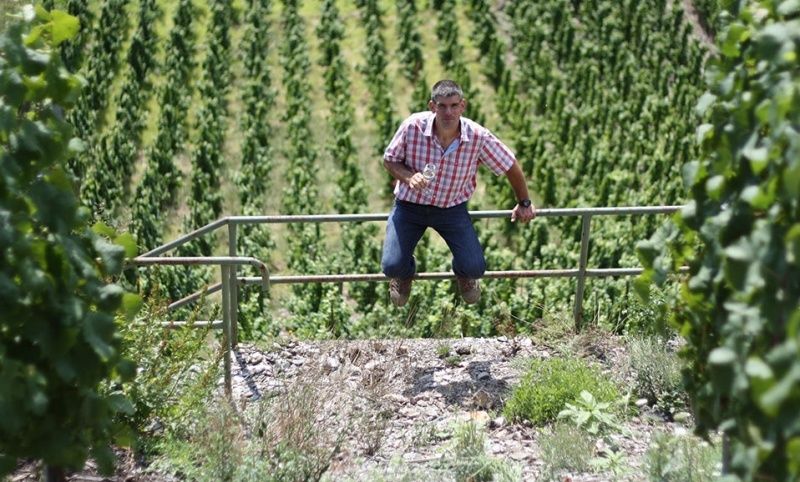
left=228, top=223, right=239, bottom=347
left=573, top=214, right=592, bottom=332
left=221, top=265, right=232, bottom=398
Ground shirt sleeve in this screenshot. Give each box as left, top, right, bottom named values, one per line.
left=383, top=120, right=409, bottom=163
left=479, top=128, right=516, bottom=175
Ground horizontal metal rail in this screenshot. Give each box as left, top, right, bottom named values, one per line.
left=168, top=266, right=691, bottom=311
left=129, top=256, right=270, bottom=294
left=160, top=320, right=224, bottom=329
left=226, top=205, right=681, bottom=225
left=236, top=268, right=681, bottom=285
left=137, top=206, right=682, bottom=260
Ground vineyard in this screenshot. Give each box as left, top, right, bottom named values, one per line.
left=19, top=0, right=709, bottom=339
left=5, top=0, right=800, bottom=480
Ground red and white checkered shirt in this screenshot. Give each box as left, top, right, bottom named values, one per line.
left=384, top=112, right=516, bottom=208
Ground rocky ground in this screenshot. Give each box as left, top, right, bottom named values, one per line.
left=12, top=335, right=697, bottom=481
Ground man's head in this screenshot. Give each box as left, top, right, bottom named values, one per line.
left=430, top=79, right=463, bottom=103
left=429, top=79, right=466, bottom=131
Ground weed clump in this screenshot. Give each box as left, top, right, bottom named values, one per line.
left=539, top=422, right=594, bottom=479
left=627, top=336, right=686, bottom=417
left=445, top=421, right=520, bottom=482
left=503, top=357, right=619, bottom=425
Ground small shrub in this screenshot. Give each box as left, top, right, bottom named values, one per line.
left=645, top=430, right=721, bottom=482
left=557, top=390, right=621, bottom=436
left=359, top=407, right=390, bottom=456
left=590, top=447, right=630, bottom=480
left=616, top=288, right=674, bottom=338
left=410, top=422, right=440, bottom=447
left=435, top=343, right=451, bottom=358
left=539, top=422, right=594, bottom=480
left=503, top=357, right=619, bottom=425
left=443, top=421, right=520, bottom=482
left=154, top=399, right=260, bottom=482
left=118, top=300, right=217, bottom=439
left=628, top=337, right=686, bottom=417
left=154, top=380, right=345, bottom=482
left=253, top=383, right=345, bottom=481
left=527, top=310, right=575, bottom=347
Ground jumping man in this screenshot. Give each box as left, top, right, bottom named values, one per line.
left=381, top=79, right=536, bottom=306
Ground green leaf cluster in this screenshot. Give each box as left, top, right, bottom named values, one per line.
left=637, top=2, right=800, bottom=479
left=0, top=7, right=138, bottom=476
left=503, top=357, right=619, bottom=425
left=557, top=389, right=622, bottom=436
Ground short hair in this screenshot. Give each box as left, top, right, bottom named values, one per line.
left=431, top=80, right=463, bottom=102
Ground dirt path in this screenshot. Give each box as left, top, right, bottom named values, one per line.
left=681, top=0, right=717, bottom=50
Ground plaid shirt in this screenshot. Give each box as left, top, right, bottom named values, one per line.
left=384, top=112, right=516, bottom=208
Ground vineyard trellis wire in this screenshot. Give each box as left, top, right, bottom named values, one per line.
left=131, top=205, right=685, bottom=396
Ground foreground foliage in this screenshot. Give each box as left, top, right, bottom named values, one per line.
left=638, top=1, right=800, bottom=479
left=0, top=6, right=138, bottom=476
left=503, top=357, right=619, bottom=425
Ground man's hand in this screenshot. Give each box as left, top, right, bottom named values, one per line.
left=407, top=172, right=430, bottom=191
left=511, top=202, right=536, bottom=223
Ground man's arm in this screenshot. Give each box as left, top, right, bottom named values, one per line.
left=384, top=160, right=429, bottom=191
left=504, top=161, right=536, bottom=223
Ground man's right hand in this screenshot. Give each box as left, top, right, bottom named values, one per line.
left=407, top=172, right=429, bottom=191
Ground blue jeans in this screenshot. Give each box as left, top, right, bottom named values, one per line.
left=381, top=200, right=486, bottom=279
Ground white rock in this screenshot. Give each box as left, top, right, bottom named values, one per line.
left=323, top=356, right=340, bottom=373
left=490, top=416, right=506, bottom=428
left=386, top=394, right=408, bottom=405
left=510, top=450, right=528, bottom=461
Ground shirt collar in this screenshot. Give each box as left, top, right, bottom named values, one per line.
left=423, top=112, right=471, bottom=142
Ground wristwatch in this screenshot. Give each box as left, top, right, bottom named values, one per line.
left=519, top=199, right=532, bottom=208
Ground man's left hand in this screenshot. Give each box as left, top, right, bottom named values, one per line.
left=511, top=202, right=536, bottom=223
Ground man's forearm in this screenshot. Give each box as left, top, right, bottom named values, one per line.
left=384, top=160, right=415, bottom=185
left=505, top=162, right=530, bottom=202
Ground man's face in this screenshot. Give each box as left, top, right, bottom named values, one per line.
left=429, top=95, right=466, bottom=130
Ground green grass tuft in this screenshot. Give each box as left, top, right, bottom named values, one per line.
left=503, top=357, right=619, bottom=425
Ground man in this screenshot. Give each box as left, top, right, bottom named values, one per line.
left=381, top=79, right=535, bottom=306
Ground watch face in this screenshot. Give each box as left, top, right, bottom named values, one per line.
left=520, top=199, right=531, bottom=208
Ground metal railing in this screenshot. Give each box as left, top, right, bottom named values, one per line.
left=130, top=205, right=682, bottom=395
